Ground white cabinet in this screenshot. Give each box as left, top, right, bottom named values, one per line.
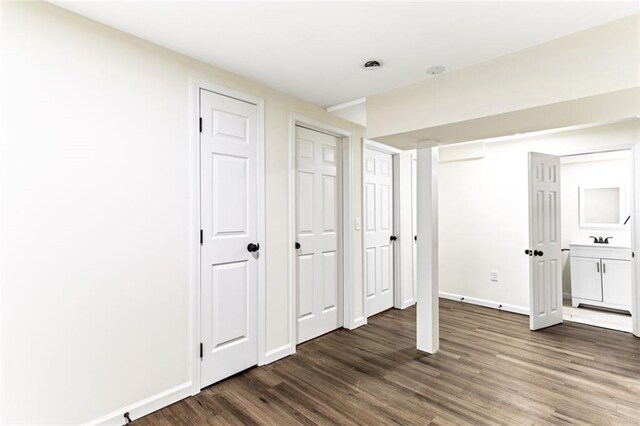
left=571, top=256, right=603, bottom=301
left=569, top=243, right=632, bottom=313
left=601, top=259, right=633, bottom=307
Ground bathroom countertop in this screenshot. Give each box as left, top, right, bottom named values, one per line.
left=569, top=241, right=631, bottom=249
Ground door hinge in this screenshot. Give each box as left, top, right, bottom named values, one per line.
left=199, top=117, right=202, bottom=133
left=200, top=343, right=203, bottom=359
left=200, top=229, right=203, bottom=245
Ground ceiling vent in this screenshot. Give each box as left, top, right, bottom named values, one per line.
left=364, top=60, right=381, bottom=70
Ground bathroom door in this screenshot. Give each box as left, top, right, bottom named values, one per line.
left=527, top=152, right=563, bottom=330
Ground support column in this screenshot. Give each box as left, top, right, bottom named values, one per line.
left=633, top=144, right=640, bottom=338
left=416, top=147, right=439, bottom=354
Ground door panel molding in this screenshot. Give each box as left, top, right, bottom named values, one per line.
left=190, top=78, right=265, bottom=395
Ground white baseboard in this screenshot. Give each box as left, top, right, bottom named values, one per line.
left=262, top=343, right=295, bottom=365
left=86, top=381, right=192, bottom=426
left=439, top=292, right=529, bottom=316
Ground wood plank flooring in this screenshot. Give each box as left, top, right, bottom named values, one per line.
left=134, top=300, right=640, bottom=425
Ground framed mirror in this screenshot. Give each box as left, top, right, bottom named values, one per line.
left=579, top=185, right=628, bottom=228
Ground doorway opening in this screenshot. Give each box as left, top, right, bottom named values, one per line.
left=527, top=148, right=636, bottom=334
left=560, top=150, right=633, bottom=332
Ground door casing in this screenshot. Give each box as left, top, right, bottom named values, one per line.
left=190, top=79, right=265, bottom=394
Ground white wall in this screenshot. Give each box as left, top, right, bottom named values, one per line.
left=0, top=1, right=365, bottom=424
left=560, top=152, right=632, bottom=295
left=438, top=121, right=640, bottom=311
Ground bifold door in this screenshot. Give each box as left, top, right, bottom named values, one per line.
left=364, top=148, right=395, bottom=316
left=295, top=125, right=342, bottom=344
left=200, top=89, right=259, bottom=388
left=527, top=152, right=563, bottom=330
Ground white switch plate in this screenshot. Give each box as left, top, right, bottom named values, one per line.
left=355, top=218, right=361, bottom=231
left=490, top=270, right=498, bottom=282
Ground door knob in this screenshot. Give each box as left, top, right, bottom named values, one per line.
left=414, top=235, right=417, bottom=241
left=524, top=249, right=532, bottom=256
left=390, top=235, right=397, bottom=242
left=534, top=250, right=544, bottom=256
left=295, top=242, right=301, bottom=250
left=247, top=243, right=260, bottom=253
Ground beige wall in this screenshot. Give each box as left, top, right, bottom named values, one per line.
left=367, top=14, right=640, bottom=142
left=0, top=1, right=364, bottom=423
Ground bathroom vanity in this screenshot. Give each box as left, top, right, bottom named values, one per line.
left=569, top=242, right=632, bottom=313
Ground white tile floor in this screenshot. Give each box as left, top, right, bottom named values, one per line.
left=563, top=299, right=632, bottom=333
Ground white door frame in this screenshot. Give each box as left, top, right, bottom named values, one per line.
left=556, top=144, right=639, bottom=337
left=288, top=114, right=356, bottom=353
left=189, top=78, right=266, bottom=394
left=362, top=140, right=405, bottom=315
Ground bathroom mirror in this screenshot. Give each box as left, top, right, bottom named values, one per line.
left=579, top=185, right=627, bottom=228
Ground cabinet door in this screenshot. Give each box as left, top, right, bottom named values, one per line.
left=570, top=257, right=602, bottom=301
left=601, top=259, right=632, bottom=307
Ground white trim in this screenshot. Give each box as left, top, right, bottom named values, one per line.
left=631, top=144, right=639, bottom=337
left=190, top=78, right=266, bottom=393
left=289, top=114, right=361, bottom=346
left=85, top=382, right=192, bottom=426
left=439, top=292, right=530, bottom=316
left=364, top=139, right=403, bottom=154
left=326, top=97, right=366, bottom=113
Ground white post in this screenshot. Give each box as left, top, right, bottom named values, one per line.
left=632, top=144, right=640, bottom=338
left=416, top=147, right=439, bottom=353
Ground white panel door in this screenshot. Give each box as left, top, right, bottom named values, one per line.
left=296, top=126, right=342, bottom=344
left=411, top=154, right=417, bottom=305
left=200, top=89, right=259, bottom=388
left=364, top=148, right=395, bottom=316
left=527, top=152, right=563, bottom=330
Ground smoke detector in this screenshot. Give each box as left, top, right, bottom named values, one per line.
left=426, top=65, right=445, bottom=75
left=364, top=60, right=382, bottom=70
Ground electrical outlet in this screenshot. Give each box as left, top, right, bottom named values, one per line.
left=355, top=218, right=361, bottom=231
left=490, top=270, right=499, bottom=282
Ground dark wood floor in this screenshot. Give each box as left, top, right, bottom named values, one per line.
left=134, top=300, right=640, bottom=425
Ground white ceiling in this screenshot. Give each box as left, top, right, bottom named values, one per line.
left=51, top=1, right=639, bottom=108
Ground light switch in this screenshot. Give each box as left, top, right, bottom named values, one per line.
left=355, top=218, right=361, bottom=231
